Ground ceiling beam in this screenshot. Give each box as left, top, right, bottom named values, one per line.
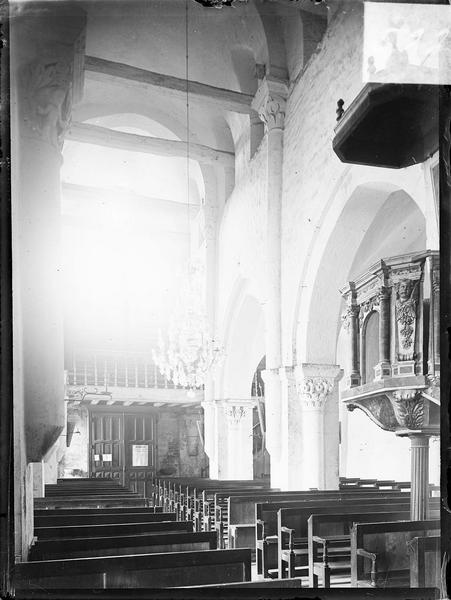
left=85, top=55, right=256, bottom=116
left=62, top=182, right=201, bottom=211
left=67, top=122, right=235, bottom=167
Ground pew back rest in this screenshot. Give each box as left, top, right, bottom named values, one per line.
left=351, top=520, right=440, bottom=584
left=15, top=549, right=252, bottom=590
left=35, top=520, right=194, bottom=540
left=280, top=503, right=412, bottom=539
left=257, top=495, right=411, bottom=537
left=228, top=490, right=407, bottom=527
left=408, top=535, right=441, bottom=588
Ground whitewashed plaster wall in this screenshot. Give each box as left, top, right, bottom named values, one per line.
left=215, top=1, right=439, bottom=484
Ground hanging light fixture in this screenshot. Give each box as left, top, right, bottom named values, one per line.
left=152, top=0, right=224, bottom=394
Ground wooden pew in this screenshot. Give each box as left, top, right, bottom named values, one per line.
left=15, top=548, right=252, bottom=589
left=278, top=500, right=417, bottom=581
left=34, top=520, right=194, bottom=540
left=34, top=496, right=149, bottom=509
left=34, top=511, right=176, bottom=528
left=34, top=506, right=157, bottom=516
left=30, top=531, right=218, bottom=561
left=222, top=488, right=405, bottom=551
left=350, top=520, right=440, bottom=588
left=255, top=494, right=410, bottom=578
left=308, top=509, right=439, bottom=587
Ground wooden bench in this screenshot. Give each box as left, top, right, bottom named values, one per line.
left=34, top=510, right=176, bottom=528
left=34, top=506, right=158, bottom=516
left=279, top=499, right=417, bottom=581
left=220, top=488, right=404, bottom=551
left=30, top=530, right=218, bottom=561
left=308, top=509, right=438, bottom=587
left=34, top=519, right=194, bottom=540
left=34, top=496, right=150, bottom=509
left=255, top=493, right=410, bottom=578
left=15, top=548, right=252, bottom=589
left=350, top=520, right=440, bottom=588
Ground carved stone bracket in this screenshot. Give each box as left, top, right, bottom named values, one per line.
left=390, top=389, right=424, bottom=430
left=346, top=395, right=398, bottom=431
left=252, top=77, right=288, bottom=132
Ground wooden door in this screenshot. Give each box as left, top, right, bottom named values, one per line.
left=124, top=413, right=156, bottom=498
left=90, top=413, right=124, bottom=483
left=89, top=410, right=156, bottom=497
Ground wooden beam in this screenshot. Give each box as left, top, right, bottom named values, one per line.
left=67, top=122, right=235, bottom=167
left=85, top=55, right=255, bottom=116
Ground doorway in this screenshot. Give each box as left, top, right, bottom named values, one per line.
left=89, top=408, right=156, bottom=497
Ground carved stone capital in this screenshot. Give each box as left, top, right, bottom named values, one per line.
left=342, top=304, right=359, bottom=331
left=294, top=364, right=342, bottom=410
left=299, top=377, right=333, bottom=409
left=14, top=7, right=86, bottom=152
left=19, top=56, right=74, bottom=150
left=252, top=77, right=288, bottom=132
left=223, top=404, right=248, bottom=424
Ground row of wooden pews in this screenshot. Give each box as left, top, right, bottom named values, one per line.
left=153, top=476, right=441, bottom=593
left=15, top=477, right=302, bottom=592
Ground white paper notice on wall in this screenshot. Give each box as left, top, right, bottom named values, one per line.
left=364, top=2, right=451, bottom=84
left=94, top=454, right=100, bottom=461
left=102, top=454, right=112, bottom=462
left=132, top=444, right=148, bottom=467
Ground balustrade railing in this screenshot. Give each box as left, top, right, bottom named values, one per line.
left=67, top=350, right=176, bottom=390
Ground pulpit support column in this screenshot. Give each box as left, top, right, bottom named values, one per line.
left=409, top=435, right=430, bottom=520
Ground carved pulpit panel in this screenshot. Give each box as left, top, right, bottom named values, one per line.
left=341, top=251, right=439, bottom=436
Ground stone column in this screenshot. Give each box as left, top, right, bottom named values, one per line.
left=219, top=400, right=254, bottom=480
left=296, top=364, right=342, bottom=490
left=344, top=302, right=361, bottom=387
left=375, top=287, right=391, bottom=380
left=253, top=77, right=288, bottom=489
left=409, top=435, right=430, bottom=520
left=201, top=400, right=219, bottom=478
left=11, top=5, right=86, bottom=463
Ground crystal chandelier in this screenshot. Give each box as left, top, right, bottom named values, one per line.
left=152, top=261, right=224, bottom=390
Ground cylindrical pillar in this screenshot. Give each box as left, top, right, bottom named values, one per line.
left=349, top=305, right=360, bottom=386
left=379, top=288, right=390, bottom=363
left=253, top=78, right=287, bottom=489
left=301, top=405, right=325, bottom=489
left=11, top=6, right=86, bottom=463
left=410, top=435, right=430, bottom=520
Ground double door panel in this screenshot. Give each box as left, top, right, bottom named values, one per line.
left=90, top=411, right=156, bottom=497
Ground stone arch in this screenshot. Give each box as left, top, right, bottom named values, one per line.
left=293, top=179, right=427, bottom=367
left=219, top=278, right=265, bottom=399
left=65, top=107, right=227, bottom=212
